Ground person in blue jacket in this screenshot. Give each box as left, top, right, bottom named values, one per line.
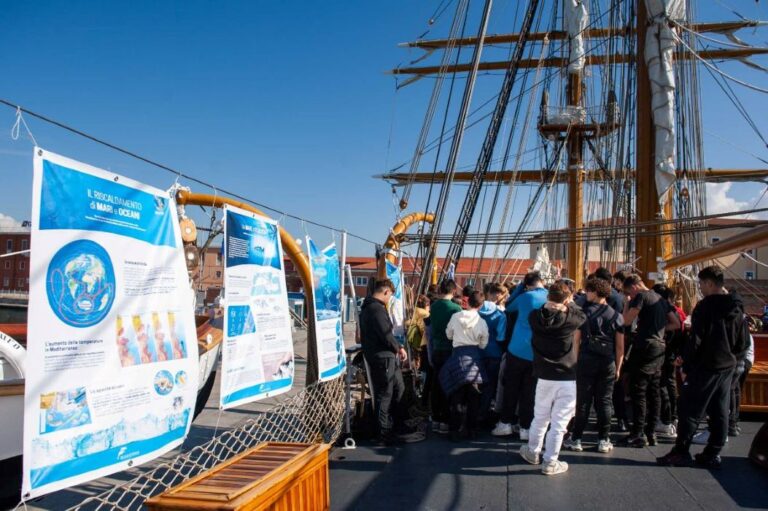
left=492, top=271, right=548, bottom=440
left=478, top=283, right=508, bottom=426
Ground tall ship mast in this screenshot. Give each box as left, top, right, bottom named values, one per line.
left=379, top=0, right=768, bottom=305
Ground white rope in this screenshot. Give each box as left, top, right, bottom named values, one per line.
left=10, top=107, right=38, bottom=146
left=671, top=19, right=762, bottom=49
left=673, top=31, right=768, bottom=94
left=741, top=250, right=768, bottom=269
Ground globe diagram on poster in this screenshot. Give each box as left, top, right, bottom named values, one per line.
left=46, top=239, right=116, bottom=327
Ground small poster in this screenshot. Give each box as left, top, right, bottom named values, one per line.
left=221, top=205, right=294, bottom=408
left=385, top=260, right=406, bottom=343
left=23, top=148, right=199, bottom=498
left=307, top=238, right=345, bottom=381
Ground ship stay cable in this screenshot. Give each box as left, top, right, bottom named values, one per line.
left=416, top=0, right=495, bottom=294
left=473, top=3, right=550, bottom=281
left=398, top=0, right=472, bottom=211
left=411, top=0, right=473, bottom=280
left=438, top=0, right=539, bottom=280
left=0, top=98, right=379, bottom=246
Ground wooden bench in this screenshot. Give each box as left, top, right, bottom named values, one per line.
left=145, top=442, right=330, bottom=511
left=743, top=334, right=768, bottom=413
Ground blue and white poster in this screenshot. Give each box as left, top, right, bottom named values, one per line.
left=221, top=205, right=294, bottom=408
left=385, top=260, right=406, bottom=343
left=307, top=238, right=345, bottom=381
left=24, top=148, right=199, bottom=498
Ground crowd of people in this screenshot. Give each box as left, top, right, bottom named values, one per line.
left=358, top=265, right=754, bottom=476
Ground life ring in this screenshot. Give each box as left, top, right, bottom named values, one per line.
left=0, top=330, right=25, bottom=379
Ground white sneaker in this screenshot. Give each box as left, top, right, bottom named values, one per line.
left=597, top=439, right=614, bottom=453
left=519, top=444, right=540, bottom=465
left=491, top=421, right=513, bottom=437
left=541, top=460, right=569, bottom=475
left=519, top=428, right=529, bottom=441
left=692, top=430, right=709, bottom=445
left=563, top=438, right=583, bottom=452
left=692, top=429, right=727, bottom=445
left=655, top=422, right=677, bottom=438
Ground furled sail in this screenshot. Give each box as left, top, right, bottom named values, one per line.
left=564, top=0, right=588, bottom=74
left=644, top=0, right=685, bottom=202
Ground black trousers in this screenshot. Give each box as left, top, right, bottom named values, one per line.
left=629, top=364, right=662, bottom=437
left=498, top=353, right=535, bottom=428
left=573, top=356, right=616, bottom=440
left=675, top=367, right=733, bottom=454
left=366, top=353, right=405, bottom=435
left=420, top=346, right=432, bottom=408
left=612, top=374, right=628, bottom=422
left=430, top=350, right=452, bottom=423
left=729, top=361, right=752, bottom=429
left=660, top=357, right=678, bottom=425
left=449, top=383, right=482, bottom=434
left=479, top=357, right=501, bottom=422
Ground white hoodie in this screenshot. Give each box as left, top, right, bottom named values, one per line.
left=446, top=310, right=489, bottom=349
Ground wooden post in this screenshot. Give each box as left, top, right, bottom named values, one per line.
left=635, top=0, right=662, bottom=284
left=567, top=73, right=586, bottom=288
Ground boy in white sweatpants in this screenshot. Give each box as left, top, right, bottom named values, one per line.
left=519, top=281, right=585, bottom=475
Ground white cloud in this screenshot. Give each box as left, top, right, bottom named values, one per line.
left=706, top=183, right=750, bottom=217
left=0, top=213, right=22, bottom=229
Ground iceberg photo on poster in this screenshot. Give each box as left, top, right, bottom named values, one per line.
left=307, top=238, right=345, bottom=381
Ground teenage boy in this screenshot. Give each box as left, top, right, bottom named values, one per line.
left=622, top=275, right=680, bottom=447
left=428, top=279, right=462, bottom=433
left=478, top=283, right=507, bottom=426
left=519, top=281, right=586, bottom=475
left=658, top=266, right=749, bottom=467
left=360, top=279, right=408, bottom=445
left=652, top=284, right=686, bottom=438
left=565, top=278, right=624, bottom=453
left=442, top=291, right=489, bottom=440
left=493, top=272, right=548, bottom=440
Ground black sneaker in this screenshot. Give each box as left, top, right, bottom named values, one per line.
left=646, top=433, right=658, bottom=447
left=375, top=433, right=404, bottom=447
left=657, top=450, right=693, bottom=466
left=615, top=419, right=629, bottom=433
left=624, top=434, right=648, bottom=448
left=728, top=425, right=741, bottom=437
left=694, top=452, right=722, bottom=469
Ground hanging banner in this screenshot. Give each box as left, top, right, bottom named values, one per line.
left=221, top=205, right=294, bottom=408
left=307, top=238, right=345, bottom=381
left=24, top=148, right=199, bottom=498
left=385, top=260, right=406, bottom=343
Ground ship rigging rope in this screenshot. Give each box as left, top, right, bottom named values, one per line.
left=385, top=1, right=619, bottom=175
left=406, top=205, right=768, bottom=241
left=0, top=98, right=378, bottom=246
left=672, top=30, right=768, bottom=94
left=399, top=0, right=471, bottom=210
left=440, top=0, right=543, bottom=281
left=741, top=250, right=768, bottom=269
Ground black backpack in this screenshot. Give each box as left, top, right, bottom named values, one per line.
left=583, top=304, right=619, bottom=359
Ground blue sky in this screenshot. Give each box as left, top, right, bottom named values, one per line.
left=1, top=0, right=767, bottom=257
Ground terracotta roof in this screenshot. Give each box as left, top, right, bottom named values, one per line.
left=707, top=218, right=766, bottom=227
left=347, top=257, right=536, bottom=276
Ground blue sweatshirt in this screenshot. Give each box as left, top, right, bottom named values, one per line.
left=505, top=287, right=548, bottom=361
left=478, top=301, right=507, bottom=359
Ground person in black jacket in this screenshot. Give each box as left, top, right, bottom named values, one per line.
left=657, top=266, right=750, bottom=468
left=519, top=281, right=586, bottom=476
left=360, top=279, right=408, bottom=444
